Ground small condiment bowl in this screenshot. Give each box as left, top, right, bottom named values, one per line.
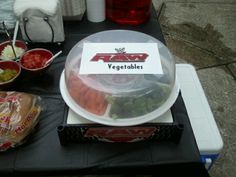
left=0, top=60, right=21, bottom=90
left=19, top=48, right=53, bottom=75
left=0, top=40, right=27, bottom=61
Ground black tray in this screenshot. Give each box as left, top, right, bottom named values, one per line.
left=57, top=93, right=184, bottom=144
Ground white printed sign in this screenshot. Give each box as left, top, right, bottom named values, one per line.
left=79, top=43, right=163, bottom=74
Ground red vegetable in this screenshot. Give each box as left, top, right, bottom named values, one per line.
left=22, top=53, right=49, bottom=69
left=68, top=72, right=108, bottom=115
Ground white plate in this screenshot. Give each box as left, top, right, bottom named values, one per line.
left=60, top=70, right=180, bottom=126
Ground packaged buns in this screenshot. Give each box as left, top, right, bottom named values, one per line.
left=0, top=91, right=42, bottom=151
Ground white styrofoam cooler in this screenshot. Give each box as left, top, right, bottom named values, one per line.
left=176, top=64, right=223, bottom=170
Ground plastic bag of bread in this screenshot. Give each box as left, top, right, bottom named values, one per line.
left=0, top=91, right=42, bottom=151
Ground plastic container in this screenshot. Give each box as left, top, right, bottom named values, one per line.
left=0, top=40, right=27, bottom=61
left=0, top=60, right=21, bottom=90
left=105, top=0, right=152, bottom=25
left=60, top=30, right=179, bottom=126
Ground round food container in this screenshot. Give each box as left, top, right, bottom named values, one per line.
left=0, top=40, right=27, bottom=61
left=0, top=60, right=21, bottom=89
left=60, top=30, right=179, bottom=126
left=19, top=48, right=53, bottom=75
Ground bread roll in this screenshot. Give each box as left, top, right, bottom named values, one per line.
left=0, top=91, right=41, bottom=151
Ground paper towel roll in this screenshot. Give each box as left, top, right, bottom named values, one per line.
left=86, top=0, right=105, bottom=22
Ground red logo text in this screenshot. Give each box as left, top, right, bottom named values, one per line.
left=91, top=53, right=149, bottom=62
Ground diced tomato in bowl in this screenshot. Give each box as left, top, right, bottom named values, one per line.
left=19, top=48, right=53, bottom=75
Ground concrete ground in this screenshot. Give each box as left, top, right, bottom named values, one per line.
left=153, top=0, right=236, bottom=177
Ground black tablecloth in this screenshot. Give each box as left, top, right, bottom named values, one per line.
left=0, top=7, right=210, bottom=177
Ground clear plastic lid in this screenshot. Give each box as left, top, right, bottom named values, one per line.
left=63, top=30, right=178, bottom=125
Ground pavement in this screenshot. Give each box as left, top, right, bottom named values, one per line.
left=153, top=0, right=236, bottom=177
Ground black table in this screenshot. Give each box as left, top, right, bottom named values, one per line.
left=0, top=8, right=210, bottom=177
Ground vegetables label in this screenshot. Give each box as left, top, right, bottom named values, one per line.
left=80, top=43, right=163, bottom=74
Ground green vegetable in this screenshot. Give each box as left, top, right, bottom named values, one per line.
left=108, top=87, right=169, bottom=118
left=0, top=45, right=24, bottom=60
left=0, top=69, right=17, bottom=82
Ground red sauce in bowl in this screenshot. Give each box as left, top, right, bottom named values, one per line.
left=21, top=49, right=52, bottom=70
